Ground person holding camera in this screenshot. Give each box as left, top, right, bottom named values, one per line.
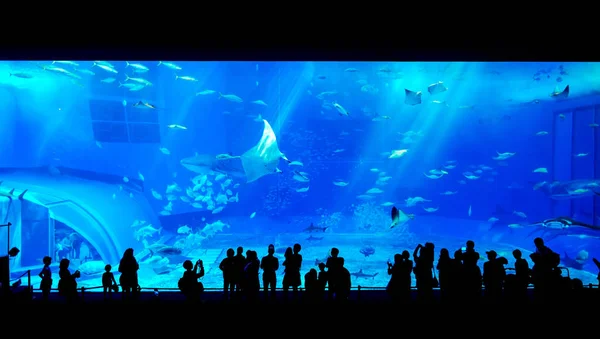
left=386, top=251, right=413, bottom=303
left=58, top=258, right=80, bottom=303
left=179, top=259, right=205, bottom=302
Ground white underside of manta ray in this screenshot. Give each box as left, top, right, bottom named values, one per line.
left=179, top=119, right=290, bottom=183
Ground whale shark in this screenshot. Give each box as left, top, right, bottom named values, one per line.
left=180, top=119, right=289, bottom=183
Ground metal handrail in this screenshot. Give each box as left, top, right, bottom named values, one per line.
left=9, top=269, right=31, bottom=289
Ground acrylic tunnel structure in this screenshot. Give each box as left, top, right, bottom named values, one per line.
left=0, top=167, right=159, bottom=275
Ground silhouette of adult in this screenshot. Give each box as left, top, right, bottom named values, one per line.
left=325, top=247, right=343, bottom=300
left=282, top=244, right=302, bottom=301
left=180, top=259, right=205, bottom=302
left=58, top=258, right=80, bottom=303
left=436, top=248, right=451, bottom=301
left=244, top=250, right=260, bottom=302
left=482, top=250, right=505, bottom=302
left=233, top=246, right=246, bottom=298
left=118, top=248, right=139, bottom=301
left=387, top=251, right=413, bottom=303
left=38, top=256, right=52, bottom=302
left=530, top=237, right=556, bottom=301
left=461, top=240, right=482, bottom=302
left=260, top=244, right=279, bottom=301
left=413, top=242, right=435, bottom=302
left=304, top=268, right=318, bottom=303
left=219, top=248, right=235, bottom=300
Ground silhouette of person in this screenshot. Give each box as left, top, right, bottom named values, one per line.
left=386, top=251, right=413, bottom=303
left=219, top=248, right=235, bottom=300
left=337, top=258, right=351, bottom=302
left=58, top=258, right=80, bottom=303
left=483, top=250, right=505, bottom=302
left=233, top=246, right=246, bottom=298
left=102, top=264, right=117, bottom=301
left=436, top=248, right=451, bottom=301
left=512, top=249, right=530, bottom=301
left=244, top=251, right=260, bottom=302
left=530, top=237, right=556, bottom=301
left=448, top=249, right=464, bottom=302
left=180, top=259, right=205, bottom=302
left=283, top=244, right=302, bottom=301
left=413, top=242, right=435, bottom=302
left=38, top=256, right=52, bottom=301
left=304, top=268, right=318, bottom=303
left=118, top=248, right=139, bottom=301
left=317, top=262, right=328, bottom=302
left=461, top=240, right=481, bottom=302
left=325, top=247, right=343, bottom=300
left=260, top=244, right=279, bottom=301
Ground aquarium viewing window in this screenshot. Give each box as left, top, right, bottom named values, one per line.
left=0, top=61, right=598, bottom=291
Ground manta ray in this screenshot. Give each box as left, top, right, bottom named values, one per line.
left=527, top=216, right=600, bottom=242
left=536, top=179, right=600, bottom=200
left=180, top=119, right=289, bottom=183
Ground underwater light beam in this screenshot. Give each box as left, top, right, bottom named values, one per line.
left=271, top=62, right=315, bottom=138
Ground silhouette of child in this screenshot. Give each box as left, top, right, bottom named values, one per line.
left=102, top=264, right=117, bottom=300
left=38, top=256, right=52, bottom=301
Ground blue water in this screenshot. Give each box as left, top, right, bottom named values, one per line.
left=0, top=61, right=599, bottom=290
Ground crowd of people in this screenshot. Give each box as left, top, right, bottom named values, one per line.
left=34, top=236, right=600, bottom=303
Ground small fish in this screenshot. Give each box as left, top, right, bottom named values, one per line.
left=168, top=124, right=187, bottom=130
left=138, top=171, right=145, bottom=181
left=533, top=167, right=548, bottom=173
left=159, top=147, right=170, bottom=155
left=53, top=61, right=79, bottom=67
left=468, top=205, right=472, bottom=217
left=196, top=90, right=216, bottom=96
left=288, top=161, right=303, bottom=166
left=76, top=69, right=95, bottom=75
left=250, top=212, right=256, bottom=219
left=513, top=210, right=527, bottom=218
left=157, top=61, right=182, bottom=70
left=218, top=93, right=243, bottom=103
left=100, top=77, right=116, bottom=83
left=332, top=102, right=349, bottom=116
left=9, top=72, right=33, bottom=79
left=536, top=131, right=549, bottom=136
left=388, top=149, right=408, bottom=159
left=133, top=101, right=157, bottom=109
left=251, top=100, right=268, bottom=106
left=296, top=187, right=309, bottom=193
left=175, top=75, right=198, bottom=82
left=93, top=61, right=114, bottom=68
left=93, top=63, right=118, bottom=74
left=125, top=61, right=149, bottom=72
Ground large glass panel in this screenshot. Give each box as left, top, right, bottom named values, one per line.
left=0, top=61, right=598, bottom=291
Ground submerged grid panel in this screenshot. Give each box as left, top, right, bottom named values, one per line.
left=89, top=99, right=161, bottom=143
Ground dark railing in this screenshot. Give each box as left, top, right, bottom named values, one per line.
left=17, top=265, right=597, bottom=302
